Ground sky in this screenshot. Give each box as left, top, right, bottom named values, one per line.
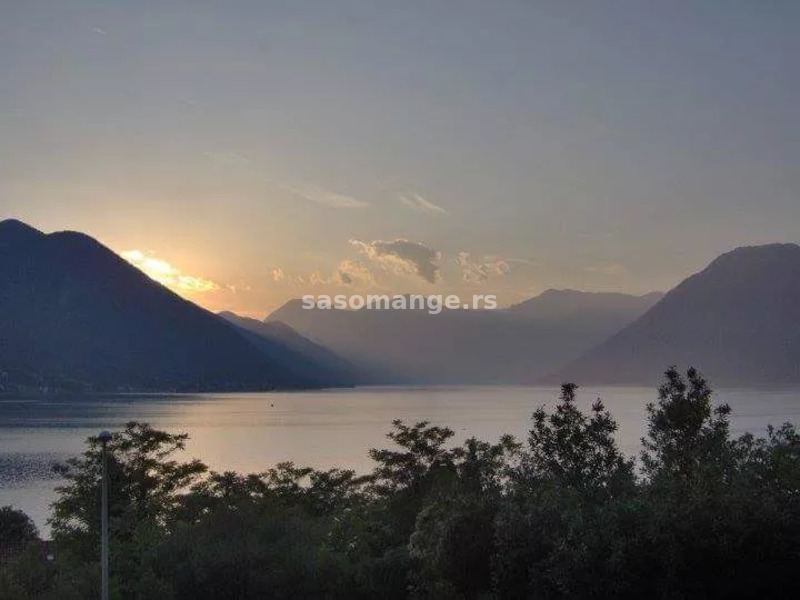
left=2, top=1, right=798, bottom=316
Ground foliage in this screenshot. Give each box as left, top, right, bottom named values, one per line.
left=641, top=366, right=732, bottom=482
left=3, top=368, right=800, bottom=598
left=0, top=506, right=39, bottom=551
left=521, top=383, right=635, bottom=496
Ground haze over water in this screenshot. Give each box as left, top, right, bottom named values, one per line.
left=2, top=385, right=800, bottom=534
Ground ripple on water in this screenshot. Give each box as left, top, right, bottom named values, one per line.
left=0, top=453, right=68, bottom=488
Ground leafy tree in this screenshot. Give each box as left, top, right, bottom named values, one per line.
left=408, top=436, right=518, bottom=599
left=0, top=507, right=49, bottom=600
left=155, top=502, right=352, bottom=600
left=49, top=422, right=207, bottom=597
left=369, top=420, right=462, bottom=499
left=630, top=368, right=800, bottom=598
left=0, top=506, right=38, bottom=552
left=521, top=383, right=634, bottom=496
left=51, top=422, right=207, bottom=542
left=366, top=420, right=464, bottom=553
left=493, top=383, right=637, bottom=598
left=641, top=366, right=731, bottom=482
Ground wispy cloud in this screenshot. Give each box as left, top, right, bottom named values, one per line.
left=198, top=153, right=368, bottom=210
left=399, top=192, right=447, bottom=214
left=121, top=250, right=219, bottom=293
left=282, top=182, right=370, bottom=209
left=351, top=238, right=440, bottom=283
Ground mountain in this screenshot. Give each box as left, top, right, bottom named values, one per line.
left=508, top=289, right=663, bottom=320
left=218, top=311, right=360, bottom=384
left=0, top=219, right=44, bottom=248
left=553, top=244, right=800, bottom=386
left=266, top=290, right=662, bottom=384
left=0, top=219, right=349, bottom=392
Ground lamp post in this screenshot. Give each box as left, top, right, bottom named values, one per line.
left=98, top=431, right=112, bottom=600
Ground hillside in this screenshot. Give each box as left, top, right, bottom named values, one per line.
left=218, top=311, right=361, bottom=385
left=553, top=244, right=800, bottom=386
left=0, top=219, right=348, bottom=392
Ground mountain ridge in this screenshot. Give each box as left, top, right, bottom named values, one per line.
left=550, top=243, right=800, bottom=386
left=0, top=219, right=350, bottom=392
left=266, top=288, right=662, bottom=384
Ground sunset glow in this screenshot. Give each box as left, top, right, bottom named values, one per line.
left=2, top=2, right=797, bottom=318
left=121, top=250, right=220, bottom=294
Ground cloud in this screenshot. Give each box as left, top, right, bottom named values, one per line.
left=122, top=250, right=220, bottom=293
left=399, top=192, right=447, bottom=214
left=282, top=182, right=370, bottom=209
left=269, top=260, right=374, bottom=288
left=351, top=238, right=440, bottom=284
left=456, top=252, right=511, bottom=284
left=334, top=259, right=374, bottom=285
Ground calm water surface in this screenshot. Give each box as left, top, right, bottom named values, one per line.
left=2, top=385, right=800, bottom=534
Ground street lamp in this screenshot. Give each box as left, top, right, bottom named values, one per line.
left=98, top=430, right=112, bottom=600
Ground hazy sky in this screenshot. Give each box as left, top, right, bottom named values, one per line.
left=2, top=1, right=798, bottom=316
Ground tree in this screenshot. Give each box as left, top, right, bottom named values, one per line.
left=630, top=369, right=800, bottom=597
left=641, top=366, right=731, bottom=482
left=0, top=506, right=38, bottom=553
left=493, top=383, right=638, bottom=598
left=51, top=422, right=207, bottom=539
left=407, top=436, right=518, bottom=599
left=521, top=383, right=634, bottom=496
left=49, top=422, right=207, bottom=597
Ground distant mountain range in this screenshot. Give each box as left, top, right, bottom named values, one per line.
left=268, top=243, right=800, bottom=387
left=0, top=219, right=353, bottom=393
left=266, top=289, right=663, bottom=384
left=507, top=289, right=664, bottom=320
left=3, top=218, right=797, bottom=390
left=552, top=243, right=800, bottom=386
